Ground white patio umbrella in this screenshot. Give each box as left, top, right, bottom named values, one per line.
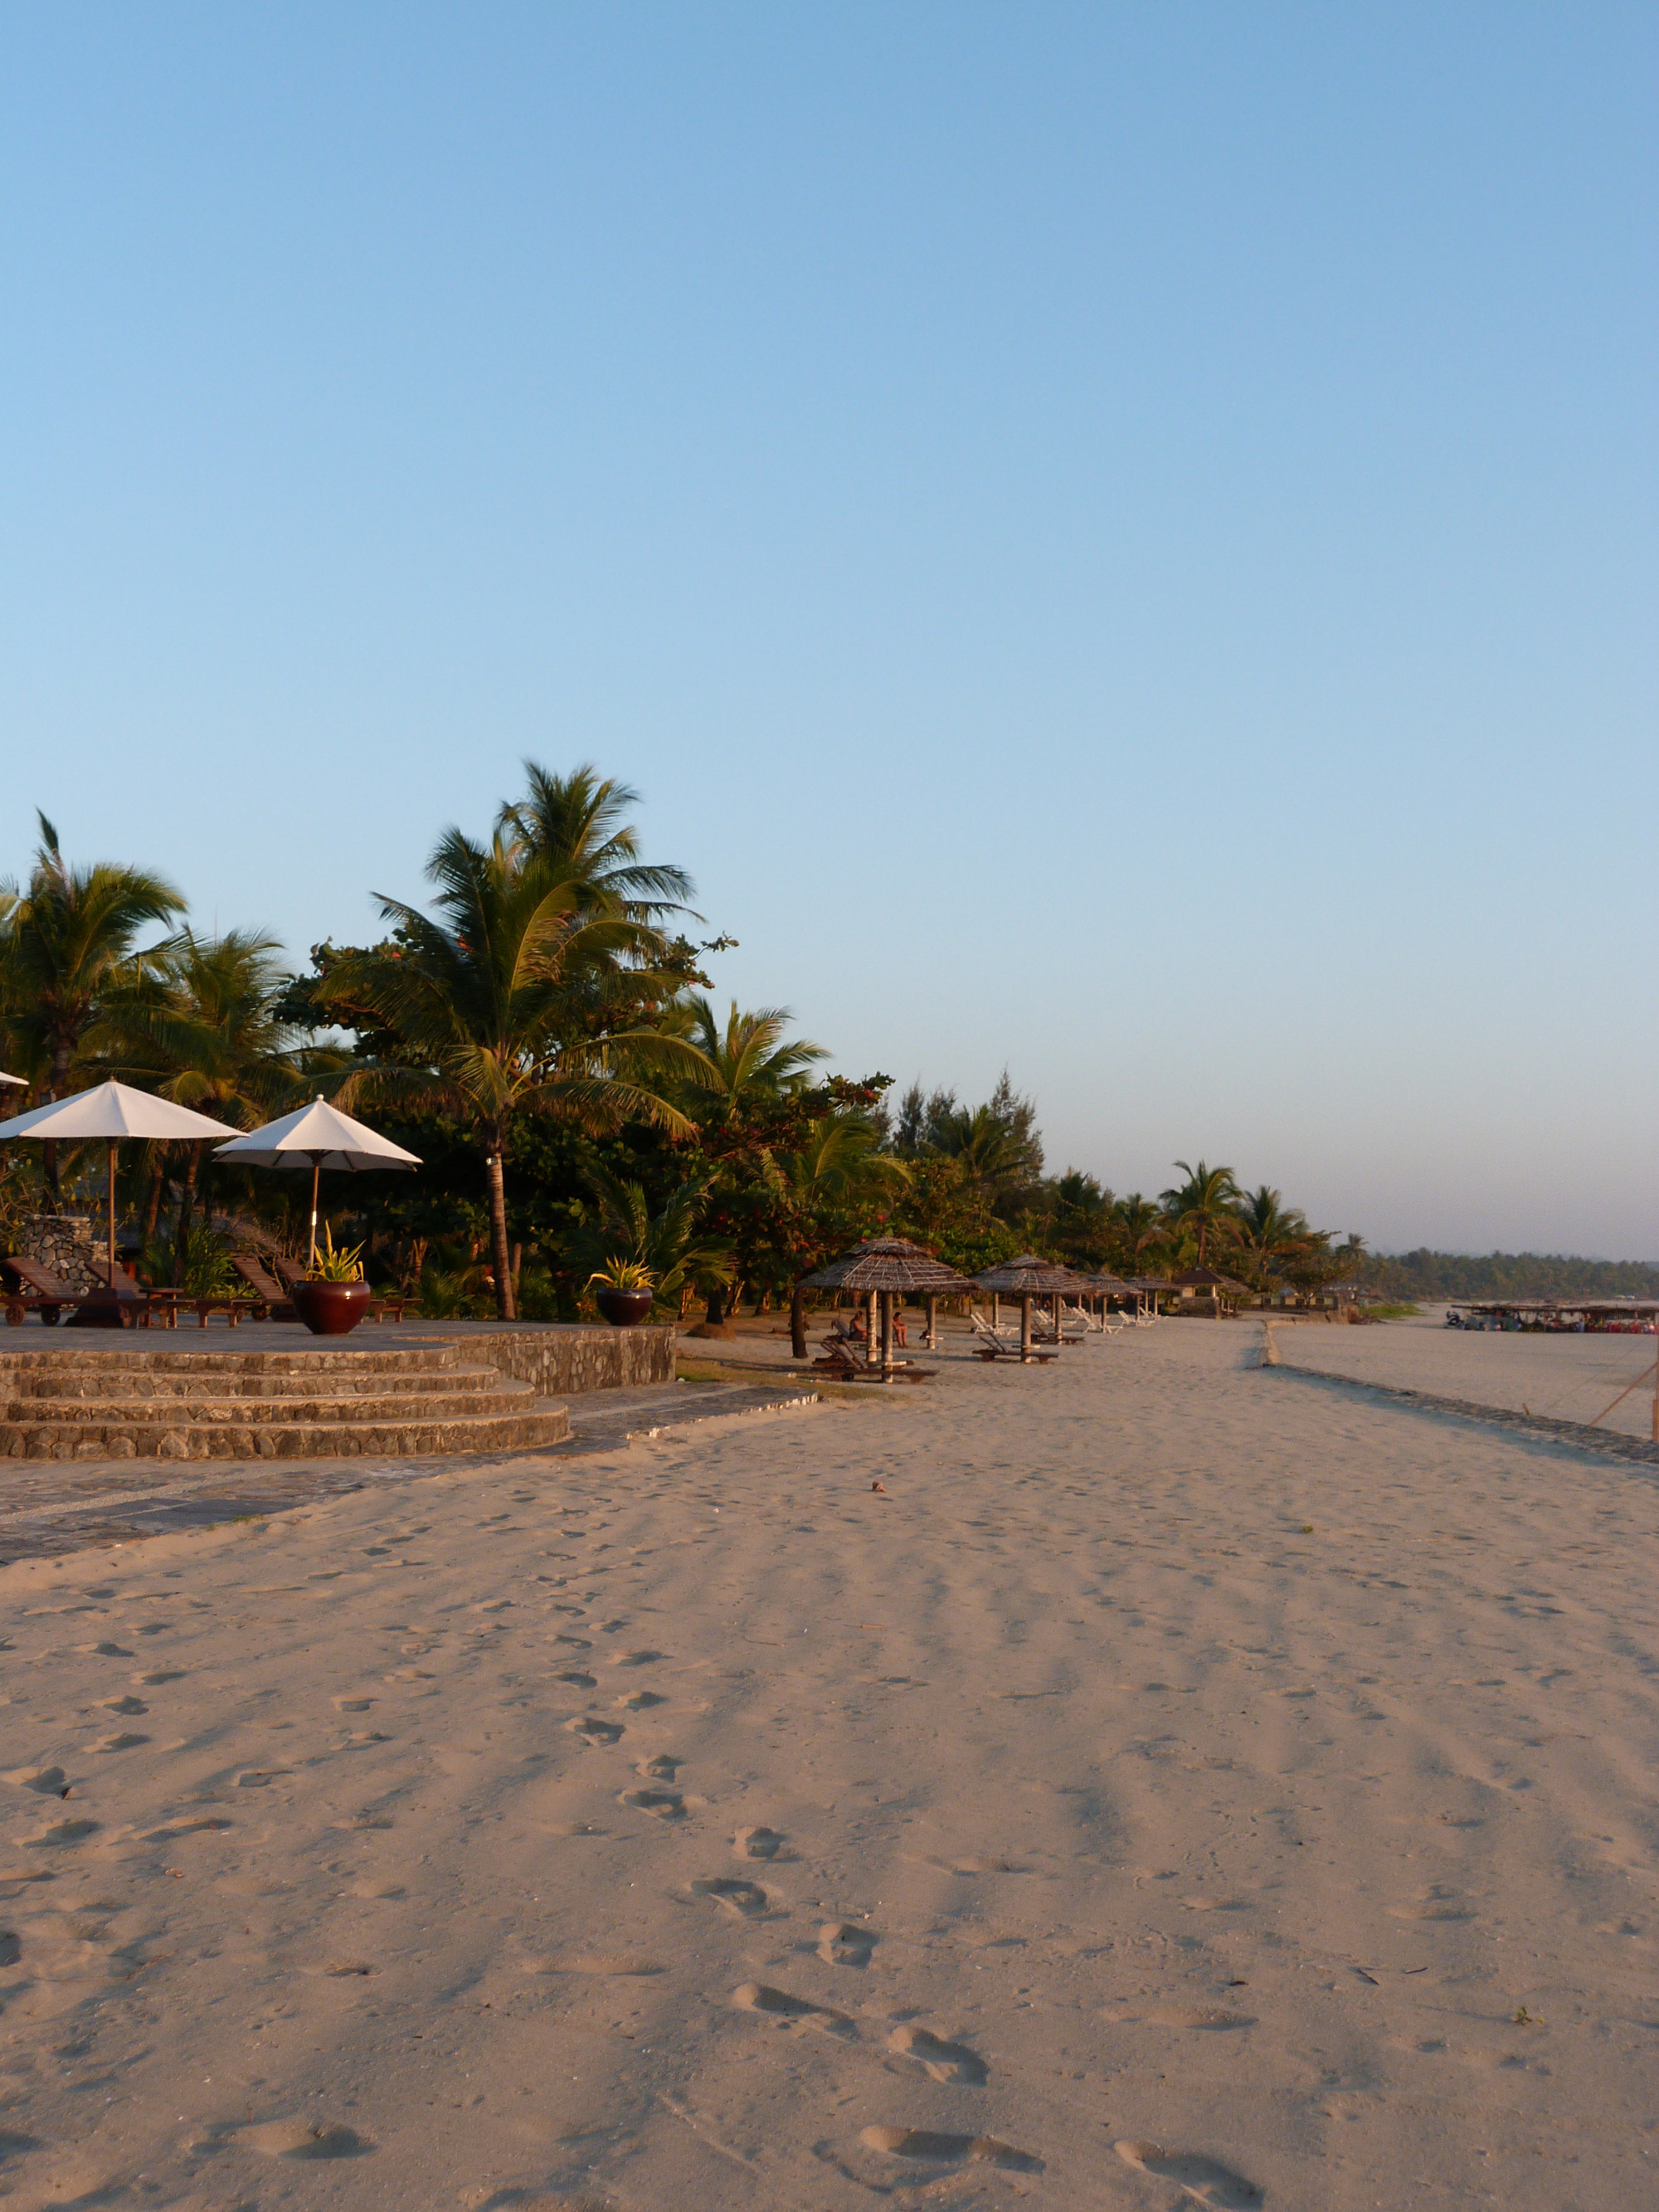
left=213, top=1096, right=420, bottom=1266
left=0, top=1079, right=236, bottom=1294
left=0, top=1072, right=26, bottom=1087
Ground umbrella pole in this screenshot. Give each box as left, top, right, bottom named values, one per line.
left=925, top=1293, right=937, bottom=1350
left=309, top=1157, right=321, bottom=1270
left=107, top=1140, right=118, bottom=1289
left=880, top=1290, right=893, bottom=1379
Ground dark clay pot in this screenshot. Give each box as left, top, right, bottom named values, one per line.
left=292, top=1279, right=372, bottom=1337
left=596, top=1288, right=654, bottom=1327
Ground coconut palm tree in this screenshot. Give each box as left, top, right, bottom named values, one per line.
left=1109, top=1192, right=1168, bottom=1274
left=319, top=826, right=700, bottom=1318
left=681, top=998, right=826, bottom=1123
left=1233, top=1184, right=1313, bottom=1289
left=498, top=761, right=695, bottom=920
left=0, top=815, right=185, bottom=1201
left=1160, top=1160, right=1242, bottom=1266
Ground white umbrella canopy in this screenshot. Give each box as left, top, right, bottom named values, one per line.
left=0, top=1072, right=26, bottom=1088
left=215, top=1096, right=420, bottom=1265
left=0, top=1079, right=235, bottom=1294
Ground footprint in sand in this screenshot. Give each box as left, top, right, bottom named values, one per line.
left=692, top=1877, right=771, bottom=1919
left=886, top=2025, right=987, bottom=2083
left=235, top=1769, right=290, bottom=1788
left=26, top=1820, right=100, bottom=1847
left=565, top=1717, right=625, bottom=1747
left=243, top=2119, right=375, bottom=2160
left=617, top=1689, right=665, bottom=1710
left=1144, top=2006, right=1256, bottom=2031
left=95, top=1732, right=150, bottom=1752
left=137, top=1670, right=186, bottom=1685
left=734, top=1826, right=787, bottom=1861
left=817, top=1922, right=876, bottom=1968
left=610, top=1649, right=664, bottom=1668
left=78, top=1642, right=134, bottom=1658
left=620, top=1788, right=684, bottom=1820
left=333, top=1698, right=374, bottom=1713
left=1114, top=2142, right=1261, bottom=2206
left=104, top=1696, right=148, bottom=1717
left=732, top=1982, right=854, bottom=2037
left=635, top=1754, right=679, bottom=1781
left=555, top=1671, right=598, bottom=1691
left=3, top=1767, right=67, bottom=1795
left=552, top=1635, right=592, bottom=1650
left=541, top=1955, right=663, bottom=1977
left=860, top=2127, right=1040, bottom=2173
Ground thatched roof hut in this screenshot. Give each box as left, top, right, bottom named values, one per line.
left=800, top=1238, right=975, bottom=1295
left=799, top=1238, right=975, bottom=1375
left=973, top=1253, right=1087, bottom=1295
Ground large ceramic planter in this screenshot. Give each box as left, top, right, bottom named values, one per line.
left=292, top=1279, right=372, bottom=1337
left=595, top=1288, right=654, bottom=1328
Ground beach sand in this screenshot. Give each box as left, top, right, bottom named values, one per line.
left=2, top=1318, right=1656, bottom=2209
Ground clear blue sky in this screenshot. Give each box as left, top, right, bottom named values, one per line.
left=3, top=4, right=1654, bottom=1256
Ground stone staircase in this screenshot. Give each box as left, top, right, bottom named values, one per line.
left=0, top=1341, right=570, bottom=1462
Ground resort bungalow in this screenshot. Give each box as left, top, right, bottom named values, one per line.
left=1169, top=1265, right=1253, bottom=1316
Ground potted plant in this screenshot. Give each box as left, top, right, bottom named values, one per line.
left=586, top=1257, right=656, bottom=1328
left=292, top=1227, right=372, bottom=1337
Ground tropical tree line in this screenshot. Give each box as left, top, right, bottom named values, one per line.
left=0, top=768, right=1358, bottom=1318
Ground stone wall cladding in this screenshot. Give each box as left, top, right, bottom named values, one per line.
left=401, top=1323, right=674, bottom=1396
left=18, top=1216, right=103, bottom=1294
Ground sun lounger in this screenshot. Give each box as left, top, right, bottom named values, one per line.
left=968, top=1311, right=1058, bottom=1363
left=2, top=1255, right=154, bottom=1328
left=812, top=1329, right=934, bottom=1383
left=231, top=1254, right=298, bottom=1320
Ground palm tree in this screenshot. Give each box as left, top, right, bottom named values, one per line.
left=499, top=762, right=695, bottom=920
left=0, top=815, right=185, bottom=1201
left=1109, top=1192, right=1168, bottom=1274
left=1233, top=1184, right=1313, bottom=1289
left=1160, top=1160, right=1242, bottom=1266
left=319, top=826, right=699, bottom=1318
left=681, top=998, right=826, bottom=1123
left=567, top=1166, right=734, bottom=1319
left=95, top=930, right=298, bottom=1274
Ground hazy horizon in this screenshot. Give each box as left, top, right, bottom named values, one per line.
left=4, top=6, right=1654, bottom=1258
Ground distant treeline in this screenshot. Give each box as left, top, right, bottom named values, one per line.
left=1364, top=1250, right=1659, bottom=1302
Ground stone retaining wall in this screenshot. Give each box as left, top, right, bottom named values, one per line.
left=400, top=1322, right=674, bottom=1396
left=18, top=1216, right=102, bottom=1294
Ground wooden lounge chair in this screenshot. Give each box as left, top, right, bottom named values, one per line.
left=2, top=1255, right=154, bottom=1328
left=968, top=1310, right=1057, bottom=1363
left=231, top=1253, right=297, bottom=1319
left=812, top=1328, right=934, bottom=1384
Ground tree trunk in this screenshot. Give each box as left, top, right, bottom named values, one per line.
left=43, top=1040, right=71, bottom=1205
left=172, top=1143, right=202, bottom=1286
left=705, top=1287, right=727, bottom=1327
left=141, top=1152, right=168, bottom=1249
left=791, top=1281, right=808, bottom=1358
left=484, top=1146, right=515, bottom=1321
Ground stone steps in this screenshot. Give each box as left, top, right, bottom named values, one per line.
left=0, top=1342, right=570, bottom=1462
left=1, top=1367, right=501, bottom=1404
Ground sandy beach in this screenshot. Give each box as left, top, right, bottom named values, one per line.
left=2, top=1316, right=1657, bottom=2210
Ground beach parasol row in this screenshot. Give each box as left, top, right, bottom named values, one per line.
left=0, top=1081, right=421, bottom=1316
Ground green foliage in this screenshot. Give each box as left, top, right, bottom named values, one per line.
left=309, top=1225, right=365, bottom=1282
left=143, top=1223, right=235, bottom=1297
left=1361, top=1250, right=1659, bottom=1302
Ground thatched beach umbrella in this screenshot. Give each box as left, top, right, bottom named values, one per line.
left=974, top=1253, right=1088, bottom=1361
left=798, top=1237, right=976, bottom=1377
left=1079, top=1270, right=1132, bottom=1324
